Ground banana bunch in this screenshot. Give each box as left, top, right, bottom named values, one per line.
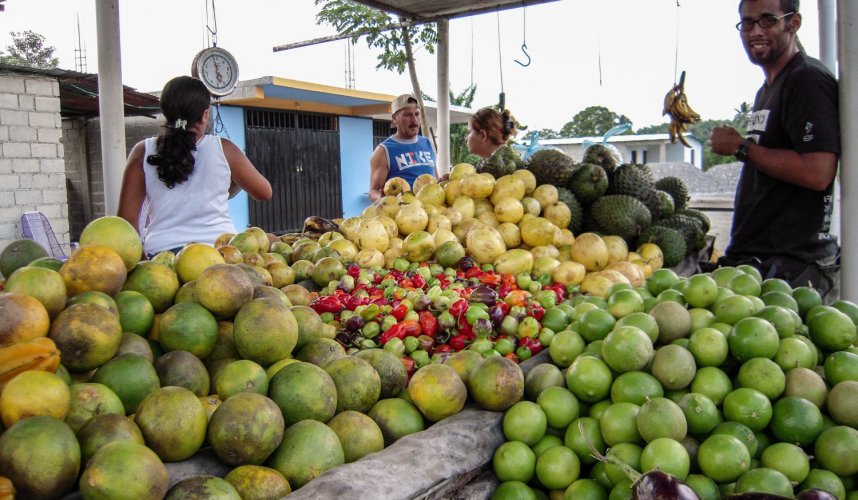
left=663, top=71, right=701, bottom=148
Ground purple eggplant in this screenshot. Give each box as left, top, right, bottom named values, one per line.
left=488, top=305, right=505, bottom=327
left=458, top=256, right=475, bottom=271
left=469, top=286, right=497, bottom=306
left=472, top=317, right=493, bottom=338
left=796, top=490, right=840, bottom=500
left=345, top=314, right=365, bottom=332
left=412, top=293, right=431, bottom=311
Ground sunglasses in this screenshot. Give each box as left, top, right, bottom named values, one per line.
left=736, top=12, right=795, bottom=31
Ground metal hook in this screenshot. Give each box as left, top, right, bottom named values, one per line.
left=514, top=43, right=531, bottom=67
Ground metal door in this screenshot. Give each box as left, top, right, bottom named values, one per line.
left=245, top=109, right=342, bottom=233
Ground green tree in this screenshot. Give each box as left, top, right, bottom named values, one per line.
left=535, top=128, right=561, bottom=140
left=0, top=30, right=59, bottom=69
left=733, top=102, right=752, bottom=129
left=637, top=119, right=745, bottom=170
left=560, top=106, right=633, bottom=138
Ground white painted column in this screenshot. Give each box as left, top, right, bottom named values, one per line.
left=95, top=0, right=126, bottom=215
left=436, top=18, right=451, bottom=177
left=819, top=0, right=841, bottom=243
left=838, top=0, right=857, bottom=300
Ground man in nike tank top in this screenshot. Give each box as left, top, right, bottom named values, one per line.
left=368, top=94, right=437, bottom=202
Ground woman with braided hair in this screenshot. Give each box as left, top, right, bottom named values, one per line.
left=465, top=107, right=523, bottom=178
left=118, top=76, right=271, bottom=257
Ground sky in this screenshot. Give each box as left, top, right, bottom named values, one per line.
left=0, top=0, right=824, bottom=133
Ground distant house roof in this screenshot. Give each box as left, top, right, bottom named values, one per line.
left=537, top=133, right=702, bottom=146
left=0, top=63, right=161, bottom=118
left=351, top=0, right=559, bottom=21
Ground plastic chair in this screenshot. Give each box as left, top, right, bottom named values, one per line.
left=20, top=211, right=68, bottom=259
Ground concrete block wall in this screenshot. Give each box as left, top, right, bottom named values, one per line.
left=0, top=73, right=68, bottom=254
left=63, top=117, right=91, bottom=241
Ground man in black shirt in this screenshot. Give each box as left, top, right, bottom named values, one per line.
left=710, top=0, right=840, bottom=300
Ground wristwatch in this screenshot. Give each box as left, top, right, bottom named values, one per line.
left=735, top=138, right=755, bottom=162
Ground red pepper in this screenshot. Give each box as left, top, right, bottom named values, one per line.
left=505, top=290, right=529, bottom=308
left=370, top=296, right=389, bottom=306
left=399, top=278, right=414, bottom=289
left=527, top=303, right=545, bottom=321
left=434, top=344, right=453, bottom=354
left=496, top=301, right=510, bottom=316
left=391, top=302, right=409, bottom=322
left=345, top=295, right=369, bottom=311
left=450, top=299, right=469, bottom=319
left=465, top=267, right=484, bottom=279
left=480, top=273, right=501, bottom=286
left=504, top=352, right=519, bottom=363
left=497, top=284, right=513, bottom=298
left=501, top=273, right=517, bottom=289
left=400, top=356, right=416, bottom=377
left=399, top=320, right=422, bottom=338
left=312, top=295, right=343, bottom=314
left=457, top=322, right=474, bottom=338
left=449, top=334, right=470, bottom=352
left=411, top=274, right=427, bottom=289
left=418, top=310, right=439, bottom=338
left=347, top=265, right=361, bottom=278
left=545, top=283, right=566, bottom=303
left=379, top=322, right=406, bottom=345
left=521, top=336, right=543, bottom=355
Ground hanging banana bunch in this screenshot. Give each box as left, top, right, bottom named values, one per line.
left=663, top=71, right=701, bottom=148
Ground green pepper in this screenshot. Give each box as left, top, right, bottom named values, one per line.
left=381, top=278, right=397, bottom=288
left=540, top=307, right=568, bottom=332
left=362, top=321, right=381, bottom=339
left=528, top=281, right=543, bottom=294
left=468, top=338, right=494, bottom=355
left=416, top=267, right=432, bottom=281
left=465, top=305, right=490, bottom=325
left=536, top=273, right=552, bottom=286
left=469, top=302, right=489, bottom=312
left=383, top=337, right=405, bottom=357
left=538, top=327, right=556, bottom=347
left=361, top=303, right=381, bottom=322
left=380, top=314, right=398, bottom=332
left=340, top=310, right=355, bottom=323
left=426, top=285, right=443, bottom=301
left=500, top=315, right=519, bottom=336
left=320, top=312, right=335, bottom=323
left=384, top=285, right=398, bottom=301
left=494, top=337, right=515, bottom=356
left=429, top=263, right=444, bottom=275
left=392, top=257, right=410, bottom=272
left=427, top=278, right=441, bottom=288
left=534, top=290, right=558, bottom=309
left=411, top=349, right=431, bottom=368
left=515, top=273, right=532, bottom=290
left=361, top=338, right=377, bottom=349
left=404, top=310, right=419, bottom=322
left=403, top=335, right=420, bottom=353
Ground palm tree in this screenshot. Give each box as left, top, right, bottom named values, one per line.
left=733, top=102, right=752, bottom=132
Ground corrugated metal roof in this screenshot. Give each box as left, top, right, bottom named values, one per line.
left=0, top=63, right=161, bottom=118
left=351, top=0, right=560, bottom=21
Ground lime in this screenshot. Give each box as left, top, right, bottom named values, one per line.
left=722, top=388, right=772, bottom=432
left=493, top=440, right=536, bottom=483
left=690, top=366, right=733, bottom=406
left=683, top=275, right=719, bottom=309
left=792, top=286, right=822, bottom=319
left=565, top=417, right=605, bottom=466
left=736, top=358, right=785, bottom=400
left=823, top=350, right=858, bottom=385
left=615, top=312, right=659, bottom=344
left=813, top=425, right=858, bottom=477
left=736, top=264, right=762, bottom=282
left=783, top=367, right=828, bottom=408
left=688, top=307, right=716, bottom=332
left=531, top=434, right=563, bottom=458
left=640, top=437, right=690, bottom=480
left=754, top=305, right=798, bottom=338
left=678, top=392, right=720, bottom=436
left=549, top=330, right=587, bottom=368
left=808, top=306, right=857, bottom=351
left=830, top=299, right=858, bottom=326
left=535, top=445, right=580, bottom=491
left=603, top=443, right=642, bottom=485
left=606, top=289, right=645, bottom=319
left=687, top=327, right=728, bottom=367
left=563, top=478, right=608, bottom=500
left=649, top=344, right=696, bottom=390
left=588, top=399, right=612, bottom=420
left=770, top=396, right=823, bottom=446
left=578, top=309, right=617, bottom=343
left=712, top=267, right=745, bottom=287
left=656, top=288, right=686, bottom=305
left=600, top=326, right=653, bottom=373
left=774, top=336, right=816, bottom=371
left=636, top=397, right=687, bottom=442
left=827, top=380, right=858, bottom=428
left=503, top=401, right=547, bottom=446
left=712, top=421, right=758, bottom=457
left=536, top=387, right=579, bottom=430
left=734, top=468, right=793, bottom=497
left=798, top=469, right=846, bottom=500
left=541, top=307, right=571, bottom=333
left=727, top=316, right=779, bottom=361
left=698, top=434, right=751, bottom=483
left=599, top=402, right=641, bottom=446
left=684, top=474, right=720, bottom=500
left=760, top=442, right=810, bottom=483
left=566, top=356, right=613, bottom=403
left=760, top=277, right=792, bottom=295
left=610, top=371, right=663, bottom=406
left=524, top=363, right=566, bottom=401
left=760, top=291, right=800, bottom=313
left=713, top=294, right=756, bottom=325
left=647, top=268, right=680, bottom=295
left=729, top=273, right=762, bottom=297
left=491, top=480, right=537, bottom=500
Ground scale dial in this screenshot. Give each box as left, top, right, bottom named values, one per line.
left=192, top=47, right=239, bottom=97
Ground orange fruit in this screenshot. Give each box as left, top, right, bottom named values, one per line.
left=207, top=392, right=285, bottom=466
left=134, top=386, right=207, bottom=462
left=468, top=356, right=525, bottom=412
left=326, top=410, right=384, bottom=463
left=214, top=359, right=269, bottom=400
left=325, top=357, right=382, bottom=414
left=79, top=215, right=143, bottom=272
left=122, top=261, right=180, bottom=313
left=407, top=364, right=466, bottom=422
left=174, top=243, right=225, bottom=284
left=0, top=238, right=49, bottom=278
left=64, top=382, right=125, bottom=433
left=50, top=302, right=123, bottom=372
left=157, top=302, right=218, bottom=358
left=91, top=354, right=160, bottom=414
left=194, top=263, right=254, bottom=319
left=0, top=370, right=70, bottom=427
left=224, top=465, right=291, bottom=500
left=115, top=290, right=155, bottom=337
left=266, top=419, right=344, bottom=489
left=0, top=292, right=50, bottom=346
left=367, top=397, right=425, bottom=446
left=233, top=298, right=299, bottom=366
left=60, top=244, right=127, bottom=297
left=4, top=266, right=67, bottom=318
left=76, top=412, right=145, bottom=464
left=268, top=361, right=338, bottom=425
left=79, top=441, right=168, bottom=500
left=67, top=290, right=119, bottom=317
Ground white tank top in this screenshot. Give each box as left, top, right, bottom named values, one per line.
left=141, top=134, right=237, bottom=254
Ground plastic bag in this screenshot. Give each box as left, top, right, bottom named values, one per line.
left=582, top=123, right=631, bottom=164
left=512, top=131, right=564, bottom=161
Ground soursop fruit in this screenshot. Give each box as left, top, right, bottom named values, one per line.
left=655, top=176, right=690, bottom=211
left=655, top=190, right=675, bottom=220
left=583, top=144, right=621, bottom=175
left=476, top=145, right=523, bottom=178
left=656, top=214, right=706, bottom=253
left=526, top=149, right=577, bottom=187
left=638, top=226, right=687, bottom=268
left=568, top=163, right=609, bottom=205
left=590, top=195, right=652, bottom=244
left=556, top=187, right=585, bottom=235
left=608, top=163, right=660, bottom=217
left=676, top=208, right=711, bottom=234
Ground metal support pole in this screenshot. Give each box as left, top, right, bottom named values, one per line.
left=436, top=18, right=451, bottom=177
left=838, top=0, right=857, bottom=300
left=95, top=0, right=126, bottom=215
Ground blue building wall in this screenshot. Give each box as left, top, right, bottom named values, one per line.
left=339, top=116, right=374, bottom=218
left=214, top=105, right=250, bottom=229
